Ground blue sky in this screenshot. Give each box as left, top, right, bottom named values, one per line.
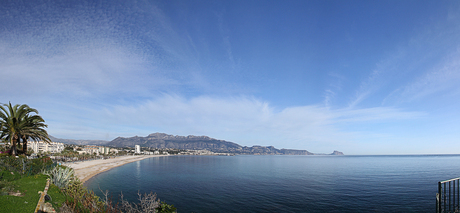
left=1, top=0, right=460, bottom=154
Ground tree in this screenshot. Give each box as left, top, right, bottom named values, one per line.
left=0, top=103, right=51, bottom=156
left=20, top=112, right=51, bottom=153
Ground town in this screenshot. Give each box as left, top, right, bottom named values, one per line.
left=0, top=140, right=234, bottom=163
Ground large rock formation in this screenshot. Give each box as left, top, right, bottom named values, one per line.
left=331, top=150, right=344, bottom=155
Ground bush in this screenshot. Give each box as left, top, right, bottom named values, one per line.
left=27, top=157, right=56, bottom=175
left=63, top=179, right=107, bottom=213
left=44, top=166, right=75, bottom=189
left=100, top=191, right=176, bottom=213
left=0, top=155, right=24, bottom=174
left=157, top=201, right=177, bottom=213
left=0, top=170, right=22, bottom=182
left=0, top=155, right=56, bottom=177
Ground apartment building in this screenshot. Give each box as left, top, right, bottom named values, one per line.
left=28, top=141, right=64, bottom=153
left=82, top=145, right=112, bottom=155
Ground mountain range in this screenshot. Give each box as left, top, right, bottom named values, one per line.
left=50, top=133, right=343, bottom=155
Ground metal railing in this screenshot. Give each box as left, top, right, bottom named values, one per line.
left=437, top=177, right=460, bottom=213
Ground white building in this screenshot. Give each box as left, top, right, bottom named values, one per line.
left=83, top=146, right=100, bottom=155
left=98, top=146, right=111, bottom=155
left=82, top=146, right=111, bottom=155
left=135, top=145, right=141, bottom=154
left=28, top=141, right=64, bottom=154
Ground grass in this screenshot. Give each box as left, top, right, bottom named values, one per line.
left=47, top=182, right=67, bottom=210
left=0, top=174, right=46, bottom=213
left=0, top=158, right=176, bottom=213
left=0, top=174, right=66, bottom=213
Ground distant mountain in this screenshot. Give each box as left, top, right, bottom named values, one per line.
left=49, top=136, right=109, bottom=146
left=106, top=132, right=341, bottom=155
left=331, top=150, right=344, bottom=155
left=51, top=133, right=343, bottom=155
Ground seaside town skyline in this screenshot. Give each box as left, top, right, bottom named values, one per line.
left=1, top=0, right=460, bottom=155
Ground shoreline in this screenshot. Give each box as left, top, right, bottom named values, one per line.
left=64, top=155, right=168, bottom=183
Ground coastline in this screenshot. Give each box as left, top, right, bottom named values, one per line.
left=64, top=155, right=167, bottom=183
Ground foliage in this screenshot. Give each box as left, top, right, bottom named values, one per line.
left=0, top=172, right=68, bottom=213
left=63, top=178, right=108, bottom=213
left=0, top=179, right=15, bottom=196
left=0, top=155, right=24, bottom=174
left=0, top=152, right=177, bottom=213
left=0, top=155, right=57, bottom=211
left=43, top=166, right=75, bottom=189
left=64, top=182, right=177, bottom=213
left=46, top=183, right=68, bottom=211
left=0, top=170, right=22, bottom=182
left=25, top=149, right=34, bottom=156
left=157, top=201, right=177, bottom=213
left=0, top=103, right=51, bottom=155
left=97, top=191, right=176, bottom=213
left=0, top=174, right=48, bottom=213
left=0, top=155, right=55, bottom=181
left=118, top=191, right=160, bottom=212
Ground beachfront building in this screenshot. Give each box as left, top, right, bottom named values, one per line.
left=83, top=145, right=99, bottom=155
left=82, top=145, right=111, bottom=155
left=135, top=145, right=141, bottom=154
left=98, top=146, right=111, bottom=155
left=28, top=141, right=64, bottom=153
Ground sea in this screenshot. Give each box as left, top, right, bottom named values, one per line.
left=85, top=155, right=460, bottom=212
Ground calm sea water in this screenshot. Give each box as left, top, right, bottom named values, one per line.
left=86, top=155, right=460, bottom=212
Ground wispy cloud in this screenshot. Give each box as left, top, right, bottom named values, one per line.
left=389, top=50, right=460, bottom=103
left=323, top=72, right=344, bottom=108
left=216, top=11, right=239, bottom=71
left=0, top=1, right=209, bottom=102
left=348, top=50, right=405, bottom=108
left=90, top=95, right=423, bottom=151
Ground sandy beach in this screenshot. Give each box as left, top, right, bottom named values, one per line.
left=65, top=155, right=167, bottom=183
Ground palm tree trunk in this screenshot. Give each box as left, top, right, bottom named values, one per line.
left=11, top=137, right=18, bottom=156
left=22, top=135, right=27, bottom=154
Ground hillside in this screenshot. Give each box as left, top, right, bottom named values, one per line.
left=106, top=133, right=339, bottom=155
left=51, top=133, right=343, bottom=155
left=49, top=136, right=109, bottom=146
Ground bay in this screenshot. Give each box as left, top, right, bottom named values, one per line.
left=86, top=155, right=460, bottom=212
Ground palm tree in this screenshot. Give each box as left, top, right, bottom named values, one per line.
left=0, top=103, right=51, bottom=155
left=20, top=112, right=51, bottom=153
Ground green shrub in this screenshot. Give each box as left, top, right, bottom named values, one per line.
left=157, top=201, right=177, bottom=213
left=28, top=157, right=55, bottom=175
left=0, top=155, right=23, bottom=174
left=0, top=170, right=22, bottom=182
left=63, top=178, right=107, bottom=212
left=44, top=166, right=75, bottom=189
left=0, top=155, right=55, bottom=177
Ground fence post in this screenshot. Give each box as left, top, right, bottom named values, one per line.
left=438, top=181, right=442, bottom=213
left=22, top=158, right=24, bottom=174
left=437, top=193, right=440, bottom=213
